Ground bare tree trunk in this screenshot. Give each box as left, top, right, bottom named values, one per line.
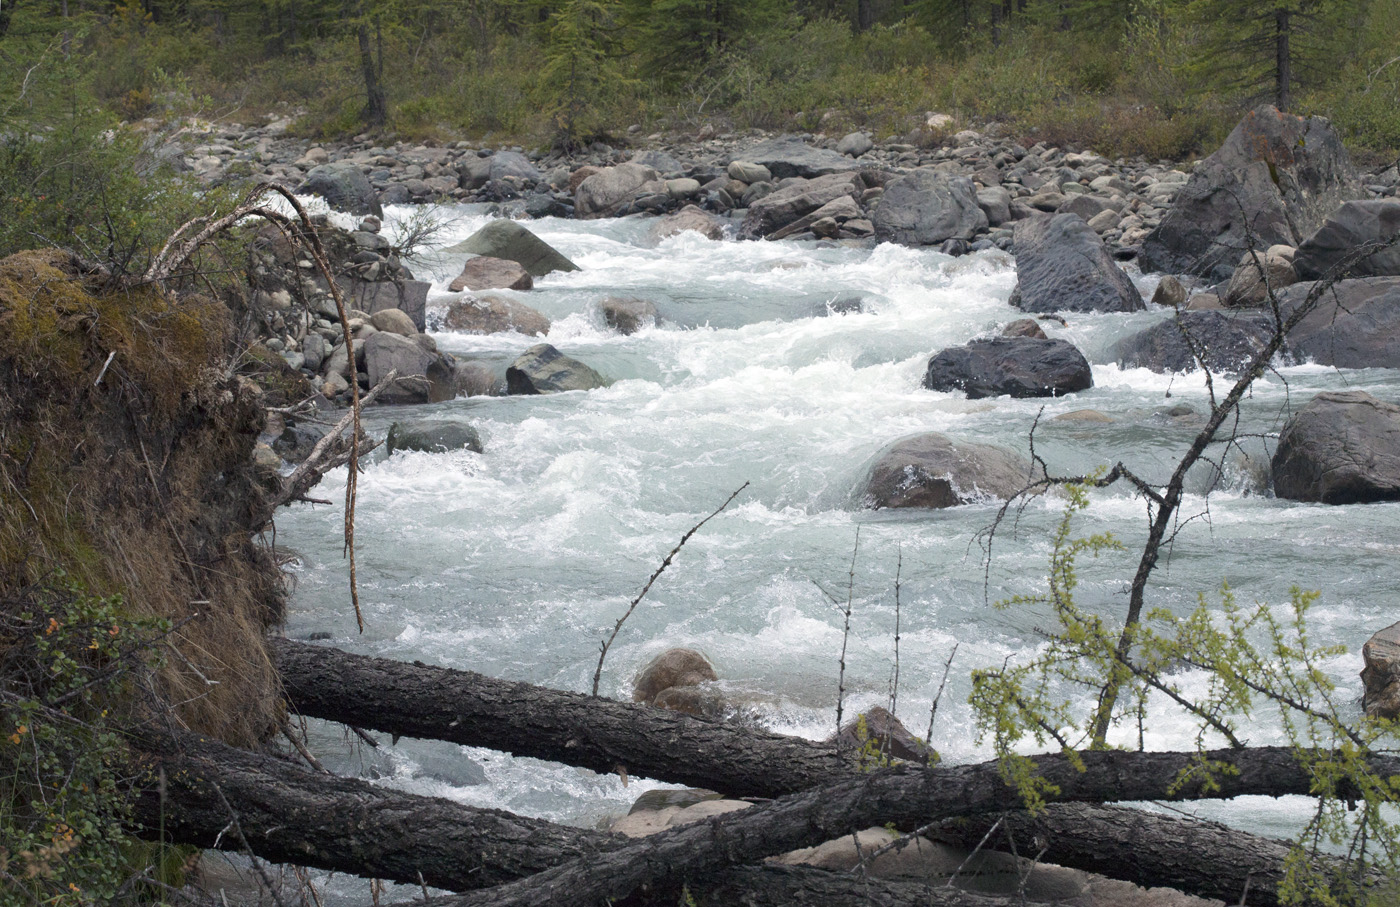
left=358, top=10, right=387, bottom=128
left=271, top=639, right=858, bottom=798
left=1276, top=8, right=1292, bottom=111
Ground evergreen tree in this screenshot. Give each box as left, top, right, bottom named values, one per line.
left=540, top=0, right=628, bottom=148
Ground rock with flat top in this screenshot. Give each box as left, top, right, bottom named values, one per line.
left=505, top=343, right=607, bottom=394
left=443, top=295, right=550, bottom=337
left=448, top=256, right=533, bottom=292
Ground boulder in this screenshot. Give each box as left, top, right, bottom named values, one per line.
left=835, top=132, right=873, bottom=157
left=456, top=151, right=542, bottom=191
left=858, top=432, right=1037, bottom=509
left=362, top=332, right=455, bottom=404
left=1281, top=277, right=1400, bottom=368
left=1151, top=276, right=1188, bottom=308
left=369, top=307, right=417, bottom=336
left=505, top=343, right=608, bottom=394
left=768, top=196, right=865, bottom=241
left=1114, top=310, right=1272, bottom=374
left=739, top=172, right=864, bottom=239
left=976, top=186, right=1013, bottom=227
left=830, top=706, right=928, bottom=763
left=632, top=648, right=718, bottom=704
left=727, top=160, right=772, bottom=184
left=445, top=220, right=578, bottom=277
left=629, top=149, right=686, bottom=177
left=923, top=336, right=1093, bottom=399
left=443, top=295, right=550, bottom=336
left=1362, top=622, right=1400, bottom=719
left=448, top=256, right=534, bottom=292
left=1294, top=200, right=1400, bottom=280
left=575, top=163, right=662, bottom=218
left=1272, top=391, right=1400, bottom=503
left=731, top=137, right=859, bottom=180
left=1223, top=247, right=1296, bottom=306
left=1139, top=105, right=1365, bottom=281
left=1000, top=318, right=1047, bottom=340
left=340, top=277, right=430, bottom=332
left=297, top=161, right=383, bottom=218
left=645, top=205, right=725, bottom=244
left=385, top=420, right=483, bottom=455
left=599, top=297, right=658, bottom=335
left=1008, top=213, right=1143, bottom=314
left=871, top=170, right=987, bottom=246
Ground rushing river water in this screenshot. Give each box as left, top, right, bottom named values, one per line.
left=277, top=204, right=1400, bottom=885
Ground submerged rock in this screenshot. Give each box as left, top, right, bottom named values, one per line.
left=1114, top=310, right=1272, bottom=374
left=599, top=297, right=658, bottom=335
left=923, top=336, right=1093, bottom=399
left=1272, top=391, right=1400, bottom=503
left=858, top=432, right=1037, bottom=509
left=632, top=648, right=718, bottom=704
left=443, top=295, right=550, bottom=337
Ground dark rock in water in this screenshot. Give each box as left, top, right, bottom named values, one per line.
left=443, top=294, right=550, bottom=337
left=448, top=256, right=534, bottom=292
left=629, top=789, right=723, bottom=815
left=1151, top=276, right=1188, bottom=308
left=1362, top=622, right=1400, bottom=719
left=831, top=706, right=928, bottom=763
left=1000, top=318, right=1047, bottom=340
left=1009, top=213, right=1143, bottom=314
left=858, top=432, right=1037, bottom=509
left=524, top=193, right=571, bottom=219
left=1114, top=310, right=1272, bottom=374
left=940, top=238, right=971, bottom=257
left=298, top=162, right=384, bottom=218
left=506, top=343, right=608, bottom=394
left=739, top=173, right=864, bottom=239
left=386, top=420, right=483, bottom=455
left=768, top=196, right=864, bottom=241
left=652, top=684, right=727, bottom=719
left=871, top=170, right=987, bottom=246
left=1139, top=105, right=1364, bottom=281
left=1281, top=277, right=1400, bottom=368
left=1294, top=200, right=1400, bottom=280
left=1272, top=391, right=1400, bottom=503
left=272, top=420, right=327, bottom=463
left=633, top=648, right=718, bottom=704
left=363, top=332, right=455, bottom=404
left=599, top=297, right=658, bottom=335
left=445, top=220, right=579, bottom=277
left=731, top=137, right=859, bottom=180
left=923, top=337, right=1093, bottom=399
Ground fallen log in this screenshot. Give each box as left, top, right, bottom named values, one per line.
left=430, top=747, right=1400, bottom=907
left=272, top=638, right=856, bottom=798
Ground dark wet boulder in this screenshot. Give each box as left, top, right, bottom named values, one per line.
left=506, top=343, right=608, bottom=394
left=633, top=648, right=719, bottom=704
left=445, top=220, right=578, bottom=277
left=1009, top=214, right=1143, bottom=314
left=1114, top=310, right=1273, bottom=374
left=857, top=432, right=1037, bottom=509
left=1281, top=277, right=1400, bottom=368
left=831, top=706, right=928, bottom=763
left=731, top=136, right=859, bottom=180
left=599, top=297, right=658, bottom=335
left=1294, top=200, right=1400, bottom=280
left=871, top=170, right=987, bottom=246
left=923, top=336, right=1093, bottom=399
left=386, top=420, right=483, bottom=455
left=1139, top=105, right=1364, bottom=281
left=442, top=294, right=551, bottom=337
left=1000, top=318, right=1047, bottom=339
left=298, top=162, right=383, bottom=218
left=1272, top=391, right=1400, bottom=503
left=448, top=256, right=534, bottom=292
left=739, top=172, right=864, bottom=239
left=363, top=332, right=455, bottom=404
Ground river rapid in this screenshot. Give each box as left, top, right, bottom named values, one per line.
left=277, top=204, right=1400, bottom=874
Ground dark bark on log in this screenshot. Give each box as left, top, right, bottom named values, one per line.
left=272, top=638, right=857, bottom=799
left=628, top=865, right=1055, bottom=907
left=430, top=747, right=1400, bottom=907
left=131, top=732, right=621, bottom=892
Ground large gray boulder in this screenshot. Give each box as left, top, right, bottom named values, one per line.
left=739, top=172, right=864, bottom=239
left=448, top=256, right=534, bottom=292
left=1009, top=214, right=1143, bottom=314
left=645, top=205, right=725, bottom=244
left=1362, top=622, right=1400, bottom=719
left=1139, top=106, right=1364, bottom=281
left=1280, top=277, right=1400, bottom=368
left=386, top=420, right=483, bottom=455
left=298, top=161, right=383, bottom=218
left=923, top=336, right=1093, bottom=399
left=1223, top=246, right=1297, bottom=306
left=1114, top=310, right=1272, bottom=374
left=506, top=343, right=608, bottom=394
left=456, top=151, right=543, bottom=191
left=442, top=294, right=550, bottom=337
left=575, top=163, right=662, bottom=218
left=1272, top=391, right=1400, bottom=503
left=1294, top=200, right=1400, bottom=280
left=871, top=170, right=987, bottom=246
left=857, top=432, right=1036, bottom=509
left=363, top=332, right=455, bottom=404
left=445, top=220, right=578, bottom=277
left=731, top=137, right=859, bottom=179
